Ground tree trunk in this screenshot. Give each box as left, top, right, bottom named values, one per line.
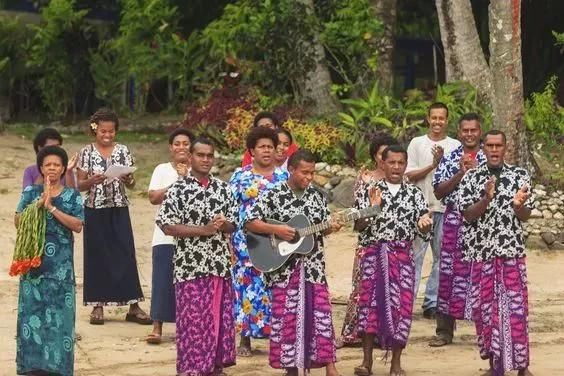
left=488, top=0, right=531, bottom=168
left=297, top=0, right=340, bottom=116
left=371, top=0, right=397, bottom=92
left=434, top=0, right=492, bottom=104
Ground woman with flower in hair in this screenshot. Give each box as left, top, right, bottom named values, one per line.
left=229, top=127, right=288, bottom=356
left=76, top=108, right=150, bottom=325
left=14, top=145, right=84, bottom=375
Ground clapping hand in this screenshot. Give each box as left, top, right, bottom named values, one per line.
left=431, top=145, right=444, bottom=167
left=368, top=186, right=382, bottom=206
left=359, top=166, right=373, bottom=184
left=484, top=176, right=496, bottom=200
left=37, top=179, right=53, bottom=209
left=513, top=185, right=530, bottom=209
left=417, top=212, right=433, bottom=233
left=176, top=163, right=189, bottom=177
left=67, top=153, right=78, bottom=171
left=460, top=154, right=478, bottom=173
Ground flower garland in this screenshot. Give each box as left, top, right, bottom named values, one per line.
left=9, top=202, right=46, bottom=276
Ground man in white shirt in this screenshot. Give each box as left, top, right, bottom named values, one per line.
left=406, top=102, right=461, bottom=319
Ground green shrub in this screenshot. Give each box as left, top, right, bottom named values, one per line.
left=525, top=76, right=564, bottom=145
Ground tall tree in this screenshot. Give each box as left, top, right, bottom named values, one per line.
left=435, top=0, right=532, bottom=169
left=297, top=0, right=340, bottom=116
left=371, top=0, right=397, bottom=92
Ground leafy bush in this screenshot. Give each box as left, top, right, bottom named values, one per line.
left=27, top=0, right=89, bottom=117
left=283, top=118, right=345, bottom=164
left=322, top=0, right=383, bottom=96
left=525, top=76, right=564, bottom=145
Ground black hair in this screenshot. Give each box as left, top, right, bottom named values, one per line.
left=33, top=128, right=63, bottom=154
left=428, top=102, right=449, bottom=118
left=253, top=111, right=280, bottom=128
left=36, top=145, right=68, bottom=177
left=483, top=129, right=507, bottom=144
left=246, top=127, right=279, bottom=151
left=382, top=144, right=408, bottom=162
left=90, top=107, right=119, bottom=135
left=369, top=134, right=398, bottom=162
left=168, top=128, right=195, bottom=145
left=458, top=112, right=482, bottom=127
left=288, top=149, right=316, bottom=168
left=189, top=137, right=215, bottom=153
left=276, top=128, right=293, bottom=144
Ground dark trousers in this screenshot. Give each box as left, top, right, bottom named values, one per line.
left=436, top=312, right=455, bottom=341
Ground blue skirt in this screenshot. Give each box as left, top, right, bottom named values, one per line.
left=17, top=277, right=75, bottom=375
left=150, top=244, right=176, bottom=322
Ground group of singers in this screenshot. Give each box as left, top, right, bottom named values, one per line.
left=13, top=104, right=533, bottom=376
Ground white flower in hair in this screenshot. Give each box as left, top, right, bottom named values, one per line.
left=90, top=122, right=98, bottom=131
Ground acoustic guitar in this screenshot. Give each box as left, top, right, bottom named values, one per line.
left=247, top=206, right=381, bottom=272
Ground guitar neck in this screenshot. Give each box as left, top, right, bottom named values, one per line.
left=297, top=207, right=377, bottom=237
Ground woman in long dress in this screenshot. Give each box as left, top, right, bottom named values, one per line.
left=230, top=127, right=288, bottom=356
left=15, top=146, right=84, bottom=375
left=338, top=135, right=397, bottom=347
left=76, top=108, right=150, bottom=325
left=146, top=128, right=194, bottom=344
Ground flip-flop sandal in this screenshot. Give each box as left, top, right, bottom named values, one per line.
left=390, top=369, right=406, bottom=376
left=89, top=313, right=104, bottom=325
left=125, top=312, right=153, bottom=325
left=237, top=346, right=252, bottom=357
left=354, top=365, right=373, bottom=376
left=146, top=333, right=162, bottom=344
left=429, top=336, right=451, bottom=347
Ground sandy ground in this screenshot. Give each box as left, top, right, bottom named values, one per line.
left=1, top=133, right=563, bottom=376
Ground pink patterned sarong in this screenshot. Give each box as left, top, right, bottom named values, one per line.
left=356, top=240, right=415, bottom=349
left=175, top=276, right=236, bottom=376
left=471, top=257, right=529, bottom=376
left=269, top=261, right=336, bottom=370
left=437, top=205, right=474, bottom=320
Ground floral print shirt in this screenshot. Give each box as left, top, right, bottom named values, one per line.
left=156, top=174, right=238, bottom=283
left=458, top=163, right=533, bottom=262
left=229, top=165, right=289, bottom=266
left=246, top=182, right=330, bottom=287
left=355, top=179, right=431, bottom=247
left=16, top=185, right=84, bottom=284
left=78, top=143, right=134, bottom=208
left=432, top=145, right=486, bottom=208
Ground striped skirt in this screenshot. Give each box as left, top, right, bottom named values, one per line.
left=269, top=261, right=336, bottom=370
left=356, top=240, right=415, bottom=349
left=437, top=206, right=474, bottom=320
left=471, top=257, right=529, bottom=376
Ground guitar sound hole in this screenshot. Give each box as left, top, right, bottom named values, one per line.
left=289, top=232, right=300, bottom=244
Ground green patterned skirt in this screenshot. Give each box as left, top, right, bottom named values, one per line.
left=16, top=276, right=75, bottom=376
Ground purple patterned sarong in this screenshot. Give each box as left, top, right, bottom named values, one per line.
left=471, top=257, right=529, bottom=376
left=269, top=261, right=336, bottom=370
left=356, top=241, right=414, bottom=349
left=437, top=205, right=474, bottom=320
left=175, top=276, right=236, bottom=376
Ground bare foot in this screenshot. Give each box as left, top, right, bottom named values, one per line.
left=326, top=362, right=341, bottom=376
left=283, top=368, right=299, bottom=376
left=237, top=336, right=252, bottom=357
left=479, top=369, right=492, bottom=376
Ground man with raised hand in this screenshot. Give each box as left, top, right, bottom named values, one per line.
left=459, top=129, right=533, bottom=376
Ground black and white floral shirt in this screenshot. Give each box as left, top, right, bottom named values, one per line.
left=458, top=163, right=532, bottom=262
left=356, top=180, right=431, bottom=247
left=246, top=182, right=330, bottom=287
left=78, top=143, right=134, bottom=208
left=156, top=174, right=238, bottom=283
